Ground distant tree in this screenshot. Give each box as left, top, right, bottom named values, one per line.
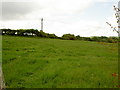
left=48, top=33, right=58, bottom=38
left=82, top=37, right=91, bottom=41
left=107, top=37, right=118, bottom=43
left=39, top=30, right=48, bottom=37
left=99, top=36, right=108, bottom=42
left=91, top=36, right=100, bottom=42
left=4, top=29, right=16, bottom=35
left=62, top=34, right=76, bottom=40
left=0, top=29, right=2, bottom=35
left=30, top=29, right=35, bottom=35
left=76, top=35, right=82, bottom=40
left=17, top=29, right=25, bottom=36
left=9, top=30, right=16, bottom=35
left=100, top=36, right=108, bottom=39
left=1, top=29, right=8, bottom=35
left=34, top=30, right=40, bottom=36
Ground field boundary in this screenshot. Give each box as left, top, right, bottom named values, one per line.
left=0, top=68, right=5, bottom=90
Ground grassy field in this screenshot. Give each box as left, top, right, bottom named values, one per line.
left=2, top=35, right=118, bottom=88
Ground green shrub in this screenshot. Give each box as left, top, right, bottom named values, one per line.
left=48, top=34, right=58, bottom=38
left=62, top=34, right=76, bottom=40
left=76, top=35, right=82, bottom=40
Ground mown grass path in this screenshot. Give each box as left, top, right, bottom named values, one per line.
left=2, top=36, right=118, bottom=88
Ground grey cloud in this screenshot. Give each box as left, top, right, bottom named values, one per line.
left=2, top=2, right=39, bottom=21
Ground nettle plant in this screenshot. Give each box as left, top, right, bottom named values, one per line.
left=106, top=5, right=120, bottom=34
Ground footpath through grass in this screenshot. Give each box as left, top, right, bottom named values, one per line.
left=2, top=35, right=118, bottom=88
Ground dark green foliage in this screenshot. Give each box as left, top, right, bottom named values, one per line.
left=1, top=29, right=16, bottom=35
left=1, top=29, right=58, bottom=39
left=90, top=36, right=118, bottom=43
left=0, top=29, right=2, bottom=35
left=75, top=35, right=118, bottom=43
left=47, top=34, right=58, bottom=38
left=91, top=36, right=102, bottom=42
left=17, top=29, right=25, bottom=36
left=0, top=29, right=118, bottom=43
left=33, top=30, right=40, bottom=36
left=7, top=30, right=16, bottom=35
left=62, top=34, right=76, bottom=40
left=76, top=35, right=82, bottom=40
left=39, top=30, right=48, bottom=37
left=82, top=37, right=92, bottom=41
left=107, top=37, right=118, bottom=43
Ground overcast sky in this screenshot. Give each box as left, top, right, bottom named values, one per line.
left=0, top=0, right=119, bottom=37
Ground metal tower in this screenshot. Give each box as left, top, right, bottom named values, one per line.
left=41, top=18, right=43, bottom=31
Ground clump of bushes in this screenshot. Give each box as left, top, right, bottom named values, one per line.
left=90, top=36, right=118, bottom=43
left=1, top=29, right=58, bottom=38
left=0, top=29, right=119, bottom=43
left=62, top=34, right=76, bottom=40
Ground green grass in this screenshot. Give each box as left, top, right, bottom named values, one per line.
left=2, top=35, right=118, bottom=88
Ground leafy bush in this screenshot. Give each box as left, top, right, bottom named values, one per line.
left=48, top=34, right=58, bottom=38
left=107, top=37, right=118, bottom=43
left=39, top=30, right=48, bottom=37
left=62, top=34, right=76, bottom=40
left=82, top=37, right=92, bottom=41
left=91, top=36, right=101, bottom=42
left=1, top=29, right=119, bottom=43
left=1, top=29, right=16, bottom=35
left=76, top=35, right=82, bottom=40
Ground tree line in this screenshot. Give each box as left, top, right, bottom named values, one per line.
left=0, top=29, right=119, bottom=43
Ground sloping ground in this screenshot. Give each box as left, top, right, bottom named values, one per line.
left=2, top=36, right=118, bottom=88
